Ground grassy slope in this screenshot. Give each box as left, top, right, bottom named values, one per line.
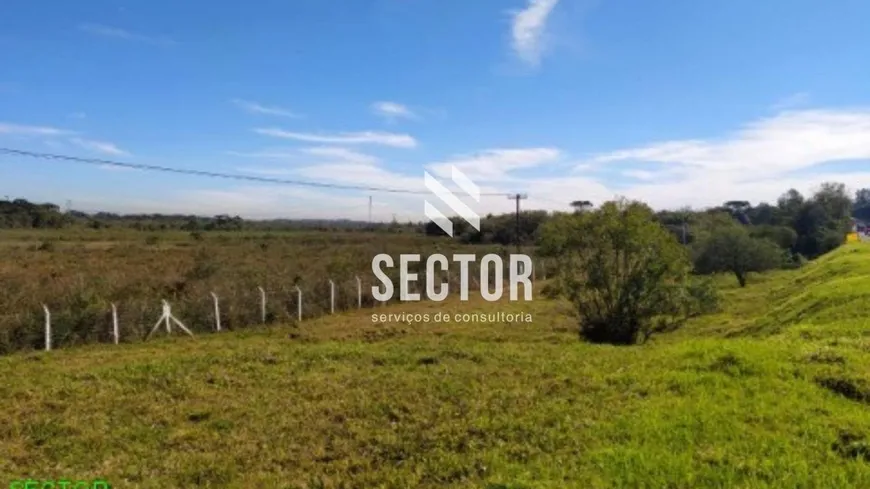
left=2, top=245, right=870, bottom=488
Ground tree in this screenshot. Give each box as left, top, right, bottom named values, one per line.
left=694, top=226, right=785, bottom=287
left=777, top=189, right=805, bottom=223
left=746, top=202, right=782, bottom=226
left=539, top=199, right=700, bottom=345
left=855, top=188, right=870, bottom=221
left=749, top=224, right=798, bottom=251
left=570, top=200, right=593, bottom=213
left=812, top=182, right=852, bottom=230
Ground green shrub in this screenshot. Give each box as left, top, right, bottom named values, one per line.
left=539, top=198, right=697, bottom=345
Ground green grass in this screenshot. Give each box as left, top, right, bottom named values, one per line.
left=2, top=244, right=870, bottom=488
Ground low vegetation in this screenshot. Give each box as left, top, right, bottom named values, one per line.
left=0, top=229, right=515, bottom=354
left=2, top=244, right=869, bottom=488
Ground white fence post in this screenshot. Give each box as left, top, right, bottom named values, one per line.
left=295, top=285, right=302, bottom=322
left=329, top=279, right=335, bottom=314
left=111, top=303, right=119, bottom=345
left=258, top=286, right=266, bottom=324
left=356, top=276, right=362, bottom=309
left=42, top=304, right=51, bottom=352
left=210, top=292, right=221, bottom=331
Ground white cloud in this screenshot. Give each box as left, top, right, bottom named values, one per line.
left=78, top=24, right=175, bottom=46
left=294, top=163, right=423, bottom=191
left=231, top=99, right=301, bottom=118
left=35, top=107, right=870, bottom=220
left=0, top=123, right=72, bottom=136
left=576, top=108, right=870, bottom=208
left=97, top=164, right=138, bottom=172
left=226, top=150, right=299, bottom=159
left=233, top=166, right=298, bottom=176
left=69, top=138, right=129, bottom=156
left=254, top=128, right=417, bottom=148
left=301, top=146, right=380, bottom=165
left=371, top=101, right=417, bottom=121
left=621, top=169, right=656, bottom=181
left=427, top=148, right=561, bottom=181
left=510, top=0, right=561, bottom=65
left=586, top=109, right=870, bottom=178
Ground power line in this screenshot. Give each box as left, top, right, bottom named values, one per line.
left=0, top=147, right=511, bottom=197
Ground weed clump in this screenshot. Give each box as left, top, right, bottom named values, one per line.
left=832, top=430, right=870, bottom=460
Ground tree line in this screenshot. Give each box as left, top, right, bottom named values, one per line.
left=429, top=182, right=865, bottom=272
left=533, top=181, right=867, bottom=346
left=0, top=200, right=420, bottom=233
left=4, top=182, right=868, bottom=256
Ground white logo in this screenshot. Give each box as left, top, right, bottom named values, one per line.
left=371, top=253, right=533, bottom=302
left=423, top=165, right=480, bottom=237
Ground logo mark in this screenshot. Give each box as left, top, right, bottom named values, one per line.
left=423, top=166, right=480, bottom=237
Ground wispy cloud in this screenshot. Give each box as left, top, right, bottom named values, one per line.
left=300, top=146, right=380, bottom=165
left=771, top=92, right=811, bottom=111
left=226, top=150, right=299, bottom=159
left=98, top=164, right=138, bottom=172
left=0, top=123, right=73, bottom=136
left=233, top=166, right=298, bottom=176
left=585, top=109, right=870, bottom=178
left=574, top=108, right=870, bottom=208
left=231, top=99, right=301, bottom=118
left=254, top=128, right=417, bottom=148
left=68, top=112, right=87, bottom=120
left=78, top=23, right=176, bottom=47
left=428, top=148, right=562, bottom=181
left=621, top=169, right=657, bottom=181
left=371, top=101, right=417, bottom=121
left=510, top=0, right=561, bottom=66
left=69, top=137, right=129, bottom=156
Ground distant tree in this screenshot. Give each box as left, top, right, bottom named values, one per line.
left=812, top=182, right=853, bottom=229
left=694, top=226, right=785, bottom=287
left=570, top=200, right=593, bottom=212
left=723, top=200, right=752, bottom=224
left=749, top=225, right=798, bottom=251
left=777, top=188, right=805, bottom=222
left=539, top=199, right=702, bottom=345
left=746, top=202, right=782, bottom=226
left=855, top=188, right=870, bottom=221
left=787, top=182, right=853, bottom=258
left=724, top=200, right=751, bottom=213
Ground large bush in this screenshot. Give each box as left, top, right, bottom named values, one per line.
left=539, top=199, right=701, bottom=345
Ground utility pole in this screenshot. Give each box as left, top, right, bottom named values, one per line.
left=508, top=193, right=528, bottom=254
left=368, top=196, right=372, bottom=224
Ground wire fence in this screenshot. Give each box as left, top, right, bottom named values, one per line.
left=4, top=258, right=551, bottom=355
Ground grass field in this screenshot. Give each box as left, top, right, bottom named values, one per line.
left=0, top=229, right=525, bottom=354
left=2, top=243, right=870, bottom=488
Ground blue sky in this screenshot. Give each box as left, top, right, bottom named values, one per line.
left=2, top=0, right=870, bottom=220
